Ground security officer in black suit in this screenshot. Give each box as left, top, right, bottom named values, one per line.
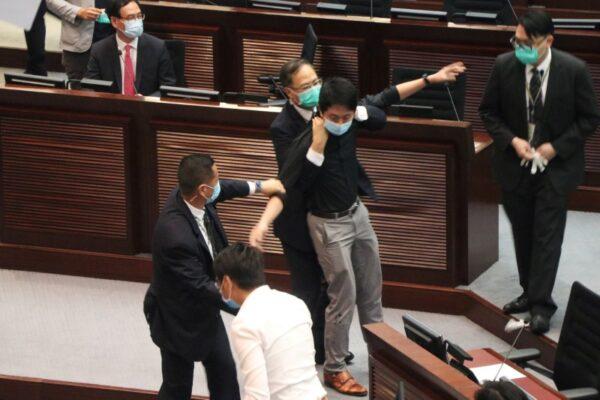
left=252, top=59, right=465, bottom=364
left=144, top=154, right=284, bottom=400
left=479, top=11, right=599, bottom=334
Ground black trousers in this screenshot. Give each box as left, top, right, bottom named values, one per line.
left=24, top=2, right=47, bottom=76
left=502, top=171, right=568, bottom=318
left=158, top=317, right=240, bottom=400
left=281, top=242, right=328, bottom=360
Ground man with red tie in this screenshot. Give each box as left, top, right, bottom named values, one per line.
left=85, top=0, right=176, bottom=96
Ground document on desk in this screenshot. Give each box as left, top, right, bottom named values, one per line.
left=0, top=0, right=42, bottom=30
left=470, top=363, right=526, bottom=383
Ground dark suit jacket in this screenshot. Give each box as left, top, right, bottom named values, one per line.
left=144, top=180, right=249, bottom=361
left=85, top=33, right=176, bottom=96
left=479, top=49, right=600, bottom=194
left=270, top=86, right=399, bottom=251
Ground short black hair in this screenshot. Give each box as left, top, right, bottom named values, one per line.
left=475, top=381, right=529, bottom=400
left=106, top=0, right=140, bottom=19
left=279, top=58, right=313, bottom=88
left=318, top=77, right=358, bottom=113
left=518, top=10, right=554, bottom=39
left=214, top=243, right=267, bottom=290
left=177, top=154, right=215, bottom=197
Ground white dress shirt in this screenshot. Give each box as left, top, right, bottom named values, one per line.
left=116, top=35, right=139, bottom=94
left=526, top=48, right=552, bottom=141
left=231, top=285, right=327, bottom=400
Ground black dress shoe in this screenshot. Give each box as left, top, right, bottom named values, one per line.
left=530, top=314, right=550, bottom=335
left=503, top=296, right=529, bottom=314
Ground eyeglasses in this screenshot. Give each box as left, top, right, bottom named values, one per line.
left=509, top=35, right=546, bottom=51
left=121, top=13, right=145, bottom=21
left=292, top=78, right=322, bottom=93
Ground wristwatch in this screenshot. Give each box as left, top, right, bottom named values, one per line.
left=422, top=73, right=431, bottom=86
left=255, top=180, right=263, bottom=193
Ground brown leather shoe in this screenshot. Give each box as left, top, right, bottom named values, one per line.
left=324, top=370, right=368, bottom=397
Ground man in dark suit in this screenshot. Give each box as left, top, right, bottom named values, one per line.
left=250, top=58, right=465, bottom=366
left=144, top=154, right=284, bottom=400
left=24, top=1, right=47, bottom=76
left=480, top=10, right=599, bottom=334
left=85, top=0, right=175, bottom=95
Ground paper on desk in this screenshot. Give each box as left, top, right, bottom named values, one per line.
left=470, top=363, right=526, bottom=383
left=0, top=0, right=42, bottom=31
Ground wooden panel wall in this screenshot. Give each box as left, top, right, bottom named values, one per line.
left=0, top=112, right=133, bottom=254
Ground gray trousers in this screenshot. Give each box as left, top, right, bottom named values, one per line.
left=307, top=201, right=383, bottom=372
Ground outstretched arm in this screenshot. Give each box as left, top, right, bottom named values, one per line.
left=249, top=195, right=284, bottom=251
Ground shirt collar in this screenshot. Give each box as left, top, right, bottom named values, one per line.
left=527, top=48, right=552, bottom=76
left=291, top=101, right=314, bottom=122
left=116, top=34, right=138, bottom=52
left=183, top=199, right=205, bottom=221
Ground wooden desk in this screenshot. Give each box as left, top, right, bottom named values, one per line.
left=0, top=85, right=496, bottom=286
left=364, top=323, right=565, bottom=400
left=140, top=1, right=600, bottom=211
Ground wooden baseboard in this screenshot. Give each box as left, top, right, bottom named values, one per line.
left=0, top=374, right=207, bottom=400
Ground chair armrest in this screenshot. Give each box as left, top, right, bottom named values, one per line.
left=502, top=348, right=541, bottom=365
left=560, top=387, right=599, bottom=400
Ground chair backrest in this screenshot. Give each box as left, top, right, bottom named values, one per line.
left=338, top=0, right=392, bottom=17
left=164, top=39, right=187, bottom=87
left=391, top=67, right=466, bottom=121
left=554, top=281, right=600, bottom=391
left=300, top=24, right=318, bottom=64
left=443, top=0, right=516, bottom=24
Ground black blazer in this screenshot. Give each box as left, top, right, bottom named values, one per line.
left=270, top=86, right=399, bottom=251
left=85, top=33, right=176, bottom=96
left=144, top=180, right=249, bottom=361
left=479, top=49, right=599, bottom=194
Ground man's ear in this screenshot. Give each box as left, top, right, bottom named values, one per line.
left=547, top=35, right=554, bottom=48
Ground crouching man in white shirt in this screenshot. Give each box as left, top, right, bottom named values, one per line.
left=214, top=243, right=328, bottom=400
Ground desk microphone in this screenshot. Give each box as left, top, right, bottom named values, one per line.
left=444, top=82, right=461, bottom=122
left=117, top=49, right=139, bottom=95
left=492, top=318, right=529, bottom=381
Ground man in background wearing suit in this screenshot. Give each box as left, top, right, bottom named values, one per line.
left=85, top=0, right=176, bottom=95
left=143, top=154, right=284, bottom=400
left=251, top=58, right=465, bottom=366
left=46, top=0, right=103, bottom=81
left=24, top=1, right=48, bottom=76
left=480, top=10, right=599, bottom=334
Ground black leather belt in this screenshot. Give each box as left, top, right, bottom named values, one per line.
left=311, top=200, right=360, bottom=220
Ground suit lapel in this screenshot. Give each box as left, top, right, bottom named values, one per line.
left=542, top=53, right=561, bottom=121
left=111, top=37, right=122, bottom=93
left=135, top=34, right=144, bottom=94
left=175, top=191, right=213, bottom=258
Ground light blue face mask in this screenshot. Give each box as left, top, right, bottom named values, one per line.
left=96, top=11, right=111, bottom=24
left=205, top=180, right=221, bottom=204
left=515, top=46, right=539, bottom=65
left=123, top=19, right=144, bottom=39
left=297, top=84, right=321, bottom=109
left=324, top=118, right=352, bottom=136
left=220, top=280, right=241, bottom=309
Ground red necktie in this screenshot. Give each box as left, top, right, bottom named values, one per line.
left=123, top=44, right=136, bottom=96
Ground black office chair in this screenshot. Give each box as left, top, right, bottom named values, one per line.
left=443, top=0, right=517, bottom=25
left=390, top=67, right=466, bottom=121
left=507, top=281, right=600, bottom=400
left=164, top=39, right=187, bottom=87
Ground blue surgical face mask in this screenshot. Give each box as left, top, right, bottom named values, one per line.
left=324, top=118, right=352, bottom=136
left=297, top=84, right=321, bottom=109
left=219, top=280, right=241, bottom=309
left=123, top=18, right=144, bottom=39
left=515, top=46, right=539, bottom=65
left=205, top=180, right=221, bottom=204
left=96, top=11, right=110, bottom=24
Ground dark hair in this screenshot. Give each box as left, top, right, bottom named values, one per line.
left=475, top=381, right=529, bottom=400
left=214, top=243, right=267, bottom=290
left=177, top=154, right=215, bottom=197
left=518, top=10, right=554, bottom=39
left=106, top=0, right=141, bottom=19
left=279, top=58, right=313, bottom=88
left=318, top=77, right=358, bottom=113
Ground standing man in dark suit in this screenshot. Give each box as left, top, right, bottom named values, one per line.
left=85, top=0, right=176, bottom=95
left=480, top=10, right=599, bottom=334
left=250, top=58, right=465, bottom=366
left=144, top=154, right=284, bottom=400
